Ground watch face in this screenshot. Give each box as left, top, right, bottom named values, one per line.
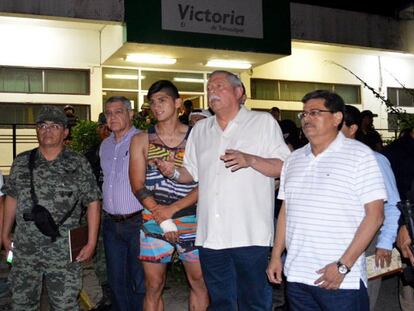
left=338, top=264, right=348, bottom=274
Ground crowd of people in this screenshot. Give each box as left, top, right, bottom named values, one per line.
left=0, top=69, right=413, bottom=311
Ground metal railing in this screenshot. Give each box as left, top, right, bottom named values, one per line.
left=0, top=123, right=38, bottom=173
left=0, top=123, right=401, bottom=174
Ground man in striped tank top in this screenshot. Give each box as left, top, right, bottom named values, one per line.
left=129, top=80, right=208, bottom=311
left=267, top=90, right=387, bottom=311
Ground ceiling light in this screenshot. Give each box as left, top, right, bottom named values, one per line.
left=206, top=59, right=251, bottom=69
left=104, top=74, right=145, bottom=80
left=173, top=77, right=204, bottom=83
left=125, top=54, right=176, bottom=65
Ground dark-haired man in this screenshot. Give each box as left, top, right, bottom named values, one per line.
left=179, top=99, right=193, bottom=125
left=2, top=106, right=101, bottom=310
left=359, top=110, right=383, bottom=152
left=129, top=80, right=208, bottom=311
left=267, top=90, right=386, bottom=310
left=342, top=105, right=400, bottom=310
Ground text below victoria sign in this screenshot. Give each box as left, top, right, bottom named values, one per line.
left=161, top=0, right=263, bottom=39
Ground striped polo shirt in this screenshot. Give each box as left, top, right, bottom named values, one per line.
left=279, top=132, right=387, bottom=289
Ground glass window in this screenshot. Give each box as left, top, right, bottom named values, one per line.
left=142, top=71, right=204, bottom=92
left=0, top=66, right=89, bottom=95
left=251, top=79, right=361, bottom=104
left=387, top=87, right=414, bottom=107
left=334, top=84, right=360, bottom=105
left=251, top=79, right=278, bottom=100
left=398, top=91, right=414, bottom=107
left=102, top=68, right=139, bottom=90
left=279, top=81, right=326, bottom=101
left=387, top=88, right=397, bottom=105
left=0, top=67, right=42, bottom=93
left=0, top=103, right=90, bottom=126
left=44, top=69, right=89, bottom=94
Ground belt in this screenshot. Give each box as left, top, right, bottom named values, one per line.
left=104, top=210, right=142, bottom=222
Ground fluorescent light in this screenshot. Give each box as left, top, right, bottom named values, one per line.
left=206, top=59, right=251, bottom=69
left=104, top=74, right=145, bottom=80
left=126, top=54, right=176, bottom=65
left=173, top=77, right=204, bottom=83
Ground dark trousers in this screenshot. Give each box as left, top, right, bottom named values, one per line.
left=199, top=246, right=272, bottom=311
left=287, top=280, right=369, bottom=311
left=103, top=213, right=145, bottom=311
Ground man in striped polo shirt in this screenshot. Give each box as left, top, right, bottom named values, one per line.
left=267, top=90, right=387, bottom=310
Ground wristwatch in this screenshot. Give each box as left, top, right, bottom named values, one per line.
left=336, top=261, right=351, bottom=275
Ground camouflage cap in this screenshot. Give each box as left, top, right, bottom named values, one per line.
left=36, top=106, right=68, bottom=127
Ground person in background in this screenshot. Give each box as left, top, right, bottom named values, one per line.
left=279, top=119, right=303, bottom=151
left=84, top=113, right=111, bottom=189
left=383, top=126, right=414, bottom=311
left=139, top=102, right=151, bottom=118
left=0, top=171, right=4, bottom=250
left=342, top=104, right=400, bottom=310
left=100, top=96, right=145, bottom=310
left=179, top=99, right=193, bottom=125
left=267, top=90, right=386, bottom=311
left=129, top=80, right=208, bottom=311
left=270, top=107, right=281, bottom=122
left=1, top=106, right=101, bottom=310
left=188, top=109, right=212, bottom=127
left=359, top=110, right=383, bottom=152
left=156, top=70, right=290, bottom=310
left=63, top=104, right=80, bottom=142
left=83, top=112, right=111, bottom=309
left=0, top=171, right=7, bottom=298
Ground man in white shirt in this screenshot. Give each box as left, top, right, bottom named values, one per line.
left=267, top=90, right=386, bottom=310
left=156, top=70, right=290, bottom=310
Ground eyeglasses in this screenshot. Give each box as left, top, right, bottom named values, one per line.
left=36, top=123, right=64, bottom=131
left=297, top=109, right=333, bottom=120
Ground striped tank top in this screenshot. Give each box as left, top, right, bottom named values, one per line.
left=142, top=126, right=197, bottom=237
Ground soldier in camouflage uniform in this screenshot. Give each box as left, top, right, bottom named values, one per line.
left=1, top=106, right=101, bottom=311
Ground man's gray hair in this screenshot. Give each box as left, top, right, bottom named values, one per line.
left=105, top=96, right=132, bottom=110
left=210, top=70, right=242, bottom=88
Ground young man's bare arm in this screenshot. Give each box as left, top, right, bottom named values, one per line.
left=129, top=132, right=197, bottom=216
left=154, top=159, right=194, bottom=184
left=129, top=132, right=159, bottom=211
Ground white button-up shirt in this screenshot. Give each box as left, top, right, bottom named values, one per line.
left=184, top=106, right=290, bottom=249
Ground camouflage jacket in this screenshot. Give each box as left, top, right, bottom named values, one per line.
left=2, top=147, right=101, bottom=251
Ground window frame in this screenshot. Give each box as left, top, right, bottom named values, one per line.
left=0, top=65, right=90, bottom=95
left=250, top=78, right=361, bottom=104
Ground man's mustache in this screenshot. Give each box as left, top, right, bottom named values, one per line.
left=208, top=95, right=221, bottom=102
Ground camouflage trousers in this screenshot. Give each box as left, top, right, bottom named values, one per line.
left=9, top=238, right=81, bottom=311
